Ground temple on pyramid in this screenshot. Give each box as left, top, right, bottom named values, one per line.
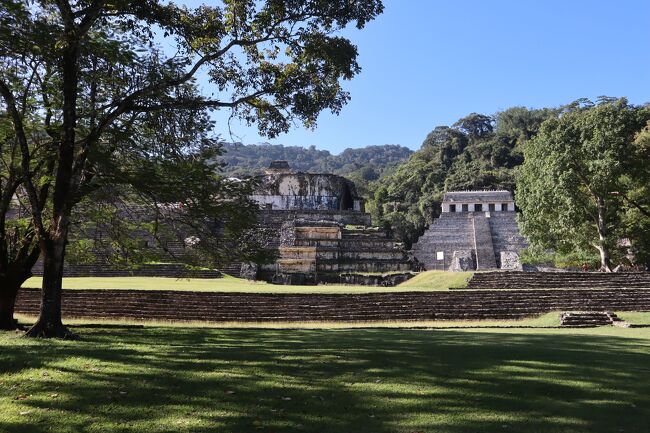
left=411, top=190, right=528, bottom=271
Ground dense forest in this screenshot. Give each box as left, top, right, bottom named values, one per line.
left=219, top=142, right=412, bottom=193
left=369, top=107, right=558, bottom=246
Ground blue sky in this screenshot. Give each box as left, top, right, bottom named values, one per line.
left=202, top=0, right=650, bottom=153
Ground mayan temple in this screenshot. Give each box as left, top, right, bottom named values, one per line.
left=412, top=190, right=528, bottom=271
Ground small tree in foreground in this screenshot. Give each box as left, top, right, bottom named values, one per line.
left=0, top=0, right=383, bottom=337
left=516, top=98, right=650, bottom=272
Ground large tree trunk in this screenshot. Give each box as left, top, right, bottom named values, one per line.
left=24, top=35, right=80, bottom=339
left=596, top=244, right=612, bottom=273
left=596, top=198, right=613, bottom=272
left=0, top=279, right=20, bottom=331
left=24, top=239, right=77, bottom=339
left=0, top=238, right=42, bottom=331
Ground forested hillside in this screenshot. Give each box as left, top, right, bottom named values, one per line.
left=220, top=143, right=412, bottom=178
left=370, top=107, right=557, bottom=246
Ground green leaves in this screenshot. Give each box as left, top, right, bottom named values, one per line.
left=516, top=98, right=650, bottom=269
left=1, top=0, right=384, bottom=271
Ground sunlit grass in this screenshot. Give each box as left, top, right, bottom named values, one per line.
left=13, top=312, right=562, bottom=329
left=1, top=325, right=649, bottom=433
left=397, top=270, right=473, bottom=290
left=616, top=311, right=650, bottom=326
left=23, top=271, right=468, bottom=293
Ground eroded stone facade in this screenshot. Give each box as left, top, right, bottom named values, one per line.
left=251, top=161, right=364, bottom=211
left=251, top=161, right=413, bottom=285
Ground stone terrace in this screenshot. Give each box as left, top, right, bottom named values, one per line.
left=259, top=224, right=412, bottom=284
left=14, top=287, right=650, bottom=322
left=467, top=271, right=650, bottom=289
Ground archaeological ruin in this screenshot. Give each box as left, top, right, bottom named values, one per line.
left=412, top=190, right=528, bottom=271
left=251, top=160, right=365, bottom=212
left=249, top=161, right=413, bottom=284
left=24, top=162, right=529, bottom=284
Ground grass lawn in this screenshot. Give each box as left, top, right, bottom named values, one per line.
left=617, top=311, right=650, bottom=326
left=397, top=270, right=472, bottom=290
left=23, top=270, right=469, bottom=293
left=13, top=311, right=564, bottom=329
left=1, top=325, right=649, bottom=433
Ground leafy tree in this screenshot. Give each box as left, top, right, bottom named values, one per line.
left=0, top=0, right=383, bottom=337
left=516, top=98, right=650, bottom=271
left=452, top=113, right=494, bottom=139
left=618, top=121, right=650, bottom=268
left=219, top=142, right=412, bottom=178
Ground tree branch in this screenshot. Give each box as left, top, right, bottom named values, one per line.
left=611, top=191, right=650, bottom=219
left=0, top=79, right=47, bottom=238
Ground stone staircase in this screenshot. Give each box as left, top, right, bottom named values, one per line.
left=487, top=213, right=528, bottom=267
left=218, top=263, right=243, bottom=278
left=466, top=271, right=650, bottom=289
left=412, top=213, right=474, bottom=270
left=14, top=287, right=650, bottom=322
left=413, top=211, right=527, bottom=271
left=472, top=214, right=497, bottom=270
left=559, top=311, right=626, bottom=327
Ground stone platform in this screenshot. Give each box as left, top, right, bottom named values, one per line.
left=258, top=221, right=413, bottom=285
left=466, top=271, right=650, bottom=289
left=14, top=287, right=650, bottom=322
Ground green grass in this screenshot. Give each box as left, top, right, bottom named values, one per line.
left=1, top=325, right=650, bottom=433
left=617, top=311, right=650, bottom=326
left=397, top=270, right=472, bottom=290
left=23, top=270, right=468, bottom=293
left=13, top=312, right=562, bottom=329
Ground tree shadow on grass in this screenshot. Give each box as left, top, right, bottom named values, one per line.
left=1, top=327, right=649, bottom=433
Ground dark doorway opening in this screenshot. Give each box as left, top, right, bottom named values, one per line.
left=340, top=184, right=354, bottom=210
left=449, top=204, right=456, bottom=212
left=475, top=204, right=483, bottom=212
left=501, top=203, right=508, bottom=211
left=489, top=203, right=495, bottom=212
left=462, top=204, right=468, bottom=212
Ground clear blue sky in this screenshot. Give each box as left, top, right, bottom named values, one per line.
left=204, top=0, right=650, bottom=153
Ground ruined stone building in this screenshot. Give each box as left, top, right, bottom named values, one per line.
left=250, top=161, right=412, bottom=284
left=412, top=190, right=528, bottom=271
left=251, top=161, right=365, bottom=212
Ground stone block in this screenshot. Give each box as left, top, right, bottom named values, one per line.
left=449, top=250, right=475, bottom=272
left=500, top=251, right=523, bottom=270
left=240, top=262, right=259, bottom=280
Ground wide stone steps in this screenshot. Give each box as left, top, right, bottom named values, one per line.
left=559, top=311, right=624, bottom=327
left=472, top=215, right=497, bottom=270
left=316, top=260, right=412, bottom=273
left=15, top=288, right=650, bottom=322
left=218, top=263, right=243, bottom=278
left=341, top=232, right=389, bottom=239
left=467, top=271, right=650, bottom=289
left=294, top=239, right=401, bottom=250
left=279, top=248, right=406, bottom=261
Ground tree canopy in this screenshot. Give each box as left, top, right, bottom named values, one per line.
left=516, top=98, right=650, bottom=271
left=0, top=0, right=383, bottom=337
left=219, top=142, right=412, bottom=178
